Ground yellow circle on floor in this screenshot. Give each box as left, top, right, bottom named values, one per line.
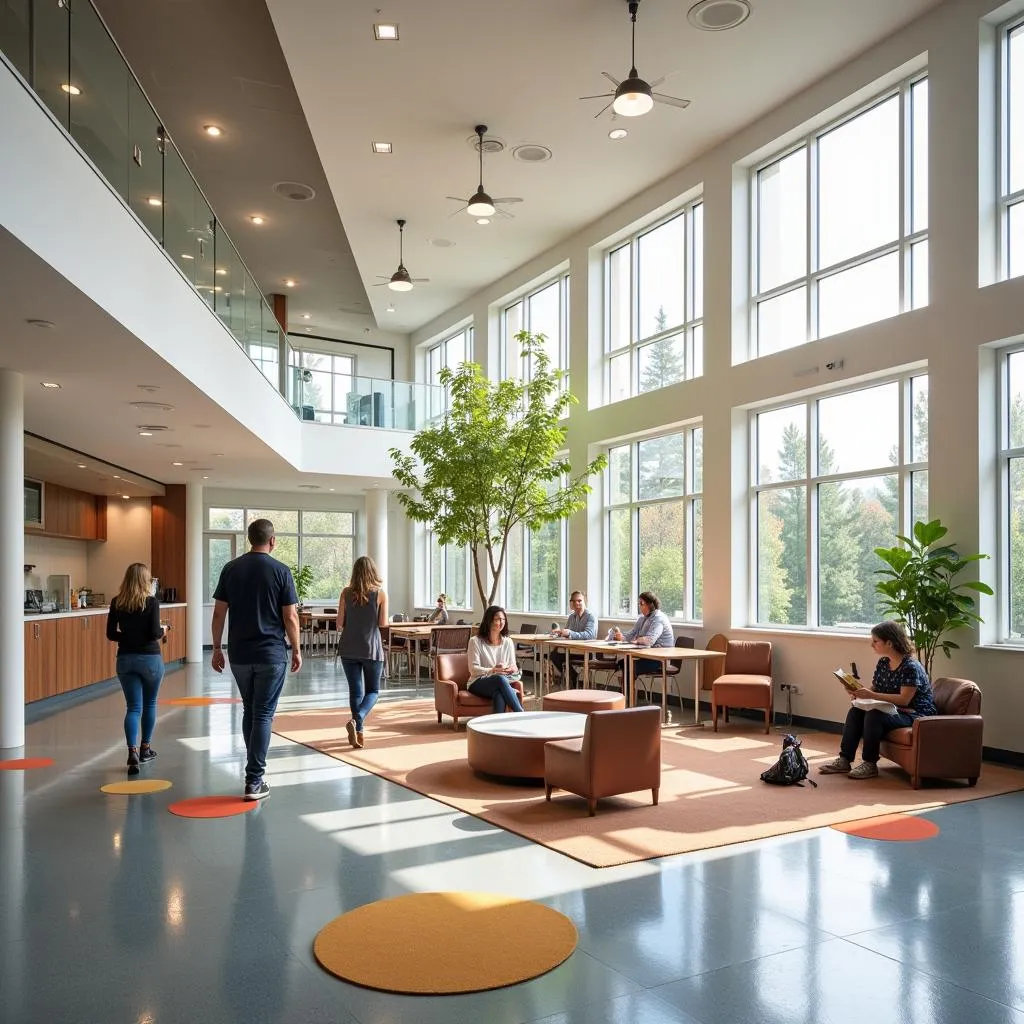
left=313, top=891, right=577, bottom=993
left=101, top=779, right=173, bottom=794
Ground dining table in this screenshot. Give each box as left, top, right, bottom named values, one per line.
left=620, top=646, right=727, bottom=724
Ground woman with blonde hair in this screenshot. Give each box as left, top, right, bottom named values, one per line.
left=106, top=562, right=167, bottom=774
left=337, top=555, right=388, bottom=748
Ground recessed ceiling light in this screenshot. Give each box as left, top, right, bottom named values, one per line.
left=284, top=279, right=296, bottom=288
left=180, top=253, right=194, bottom=260
left=146, top=196, right=163, bottom=207
left=139, top=431, right=153, bottom=437
left=203, top=124, right=223, bottom=137
left=202, top=475, right=209, bottom=480
left=61, top=83, right=81, bottom=95
left=301, top=313, right=311, bottom=319
left=385, top=304, right=395, bottom=313
left=609, top=128, right=628, bottom=140
left=216, top=267, right=227, bottom=276
left=687, top=0, right=751, bottom=31
left=371, top=141, right=393, bottom=154
left=249, top=215, right=265, bottom=225
left=40, top=381, right=61, bottom=389
left=329, top=487, right=335, bottom=492
left=26, top=318, right=55, bottom=328
left=373, top=23, right=398, bottom=40
left=304, top=327, right=312, bottom=332
left=112, top=474, right=120, bottom=479
left=122, top=494, right=130, bottom=500
left=476, top=218, right=490, bottom=225
left=77, top=463, right=86, bottom=469
left=172, top=461, right=183, bottom=466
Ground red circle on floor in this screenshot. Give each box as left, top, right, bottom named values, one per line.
left=832, top=813, right=940, bottom=841
left=159, top=696, right=241, bottom=706
left=168, top=795, right=256, bottom=818
left=0, top=757, right=54, bottom=771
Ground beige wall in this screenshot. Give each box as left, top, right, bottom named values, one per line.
left=86, top=498, right=153, bottom=601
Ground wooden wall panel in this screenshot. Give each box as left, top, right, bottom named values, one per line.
left=151, top=484, right=187, bottom=602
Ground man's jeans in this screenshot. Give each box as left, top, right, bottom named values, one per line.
left=230, top=662, right=288, bottom=785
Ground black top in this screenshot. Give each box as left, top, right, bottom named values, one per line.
left=212, top=551, right=298, bottom=664
left=106, top=596, right=163, bottom=655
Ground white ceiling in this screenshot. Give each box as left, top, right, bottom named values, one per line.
left=268, top=0, right=945, bottom=334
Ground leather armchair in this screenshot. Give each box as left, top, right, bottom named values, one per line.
left=543, top=706, right=661, bottom=816
left=708, top=635, right=773, bottom=734
left=434, top=652, right=524, bottom=729
left=879, top=677, right=983, bottom=789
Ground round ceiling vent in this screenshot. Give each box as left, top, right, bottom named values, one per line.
left=687, top=0, right=751, bottom=31
left=512, top=144, right=552, bottom=163
left=136, top=423, right=170, bottom=432
left=298, top=483, right=321, bottom=490
left=130, top=401, right=175, bottom=412
left=430, top=238, right=456, bottom=248
left=468, top=132, right=504, bottom=154
left=273, top=181, right=316, bottom=201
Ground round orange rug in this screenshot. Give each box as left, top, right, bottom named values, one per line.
left=159, top=696, right=241, bottom=706
left=832, top=813, right=940, bottom=841
left=0, top=757, right=54, bottom=770
left=102, top=779, right=173, bottom=795
left=313, top=892, right=577, bottom=993
left=168, top=795, right=256, bottom=818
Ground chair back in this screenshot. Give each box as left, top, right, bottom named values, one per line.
left=725, top=640, right=772, bottom=676
left=658, top=634, right=695, bottom=672
left=702, top=633, right=729, bottom=688
left=430, top=625, right=472, bottom=656
left=518, top=623, right=538, bottom=634
left=391, top=613, right=406, bottom=622
left=584, top=706, right=661, bottom=785
left=456, top=619, right=468, bottom=625
left=435, top=652, right=471, bottom=689
left=932, top=677, right=981, bottom=715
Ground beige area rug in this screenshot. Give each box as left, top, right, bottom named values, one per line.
left=273, top=700, right=1024, bottom=868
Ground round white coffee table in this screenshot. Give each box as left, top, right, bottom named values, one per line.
left=466, top=711, right=587, bottom=780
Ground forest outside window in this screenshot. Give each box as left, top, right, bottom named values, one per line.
left=999, top=348, right=1024, bottom=640
left=501, top=274, right=569, bottom=380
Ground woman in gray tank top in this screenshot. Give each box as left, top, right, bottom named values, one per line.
left=337, top=555, right=389, bottom=749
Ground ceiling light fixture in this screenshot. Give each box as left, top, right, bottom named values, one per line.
left=216, top=267, right=227, bottom=276
left=385, top=304, right=395, bottom=313
left=203, top=124, right=223, bottom=136
left=61, top=83, right=81, bottom=95
left=373, top=23, right=398, bottom=40
left=284, top=279, right=296, bottom=288
left=172, top=461, right=183, bottom=466
left=40, top=381, right=61, bottom=389
left=112, top=474, right=120, bottom=479
left=301, top=313, right=311, bottom=319
left=122, top=494, right=130, bottom=500
left=687, top=0, right=751, bottom=31
left=305, top=327, right=312, bottom=332
left=388, top=219, right=415, bottom=292
left=180, top=253, right=194, bottom=260
left=202, top=475, right=209, bottom=480
left=609, top=127, right=629, bottom=140
left=249, top=215, right=265, bottom=225
left=139, top=431, right=153, bottom=437
left=466, top=125, right=497, bottom=217
left=146, top=196, right=163, bottom=207
left=372, top=141, right=393, bottom=154
left=613, top=3, right=653, bottom=116
left=77, top=463, right=86, bottom=469
left=476, top=218, right=490, bottom=225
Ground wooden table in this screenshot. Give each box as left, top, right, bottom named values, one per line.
left=298, top=611, right=337, bottom=656
left=621, top=647, right=726, bottom=724
left=536, top=637, right=639, bottom=702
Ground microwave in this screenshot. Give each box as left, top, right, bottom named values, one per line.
left=24, top=479, right=43, bottom=528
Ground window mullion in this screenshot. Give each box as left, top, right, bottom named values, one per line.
left=806, top=400, right=818, bottom=627
left=807, top=137, right=818, bottom=344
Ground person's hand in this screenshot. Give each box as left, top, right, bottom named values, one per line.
left=557, top=628, right=569, bottom=638
left=853, top=686, right=875, bottom=700
left=636, top=636, right=652, bottom=647
left=211, top=649, right=225, bottom=673
left=612, top=628, right=623, bottom=641
left=291, top=649, right=303, bottom=673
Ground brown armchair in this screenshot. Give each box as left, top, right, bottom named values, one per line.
left=707, top=634, right=773, bottom=734
left=543, top=706, right=661, bottom=816
left=434, top=653, right=524, bottom=729
left=879, top=677, right=983, bottom=789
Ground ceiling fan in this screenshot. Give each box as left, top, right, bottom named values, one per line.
left=580, top=0, right=691, bottom=119
left=446, top=125, right=523, bottom=222
left=374, top=219, right=429, bottom=292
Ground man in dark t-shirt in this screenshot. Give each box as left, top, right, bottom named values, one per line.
left=211, top=518, right=301, bottom=801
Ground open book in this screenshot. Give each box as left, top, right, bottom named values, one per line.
left=852, top=698, right=899, bottom=715
left=833, top=668, right=860, bottom=694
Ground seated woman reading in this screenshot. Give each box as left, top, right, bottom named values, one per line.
left=818, top=619, right=937, bottom=780
left=466, top=605, right=524, bottom=714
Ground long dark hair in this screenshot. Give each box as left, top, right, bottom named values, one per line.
left=478, top=605, right=509, bottom=640
left=871, top=620, right=914, bottom=658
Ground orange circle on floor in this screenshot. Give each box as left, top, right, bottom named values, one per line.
left=0, top=757, right=54, bottom=771
left=168, top=795, right=256, bottom=818
left=159, top=696, right=241, bottom=706
left=832, top=813, right=940, bottom=841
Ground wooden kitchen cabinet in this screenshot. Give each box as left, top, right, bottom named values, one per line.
left=161, top=607, right=186, bottom=663
left=24, top=620, right=57, bottom=703
left=26, top=482, right=107, bottom=541
left=55, top=615, right=115, bottom=694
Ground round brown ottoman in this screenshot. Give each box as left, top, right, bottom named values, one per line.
left=542, top=689, right=626, bottom=714
left=466, top=711, right=587, bottom=779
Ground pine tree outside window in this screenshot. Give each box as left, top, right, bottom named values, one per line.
left=604, top=200, right=703, bottom=404
left=753, top=372, right=928, bottom=629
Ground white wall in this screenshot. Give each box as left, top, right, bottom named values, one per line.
left=24, top=536, right=88, bottom=598
left=86, top=498, right=152, bottom=599
left=405, top=0, right=1024, bottom=753
left=289, top=330, right=410, bottom=381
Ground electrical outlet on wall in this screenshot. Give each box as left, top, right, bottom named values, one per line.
left=779, top=683, right=802, bottom=695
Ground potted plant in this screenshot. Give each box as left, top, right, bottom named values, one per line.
left=290, top=564, right=315, bottom=609
left=873, top=518, right=993, bottom=677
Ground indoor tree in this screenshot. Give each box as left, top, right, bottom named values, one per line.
left=390, top=331, right=607, bottom=608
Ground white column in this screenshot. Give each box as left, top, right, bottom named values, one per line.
left=185, top=481, right=204, bottom=664
left=0, top=371, right=25, bottom=750
left=365, top=487, right=388, bottom=586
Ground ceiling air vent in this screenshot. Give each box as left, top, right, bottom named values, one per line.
left=687, top=0, right=751, bottom=31
left=273, top=181, right=316, bottom=202
left=136, top=424, right=171, bottom=432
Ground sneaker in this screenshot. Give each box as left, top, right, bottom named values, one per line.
left=127, top=748, right=140, bottom=776
left=244, top=781, right=270, bottom=801
left=346, top=720, right=359, bottom=749
left=139, top=747, right=157, bottom=764
left=817, top=755, right=852, bottom=775
left=848, top=761, right=879, bottom=780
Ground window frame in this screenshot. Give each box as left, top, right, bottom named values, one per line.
left=602, top=199, right=704, bottom=404
left=287, top=346, right=356, bottom=424
left=750, top=72, right=929, bottom=356
left=604, top=426, right=703, bottom=622
left=502, top=485, right=568, bottom=615
left=423, top=528, right=473, bottom=611
left=499, top=273, right=570, bottom=380
left=424, top=326, right=473, bottom=416
left=749, top=369, right=928, bottom=631
left=997, top=344, right=1024, bottom=642
left=999, top=15, right=1024, bottom=279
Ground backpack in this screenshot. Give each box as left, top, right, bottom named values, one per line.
left=760, top=734, right=817, bottom=787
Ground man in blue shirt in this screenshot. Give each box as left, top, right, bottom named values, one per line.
left=550, top=590, right=598, bottom=689
left=211, top=518, right=301, bottom=801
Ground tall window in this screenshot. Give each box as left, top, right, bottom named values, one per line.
left=606, top=428, right=703, bottom=621
left=504, top=481, right=566, bottom=614
left=501, top=274, right=569, bottom=378
left=204, top=506, right=354, bottom=601
left=426, top=532, right=470, bottom=610
left=753, top=372, right=928, bottom=630
left=999, top=349, right=1024, bottom=639
left=425, top=327, right=471, bottom=417
left=605, top=201, right=704, bottom=403
left=1001, top=18, right=1024, bottom=278
left=289, top=347, right=355, bottom=424
left=753, top=74, right=928, bottom=356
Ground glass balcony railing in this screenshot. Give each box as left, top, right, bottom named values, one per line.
left=0, top=0, right=440, bottom=430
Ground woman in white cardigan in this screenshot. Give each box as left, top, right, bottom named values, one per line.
left=466, top=606, right=525, bottom=714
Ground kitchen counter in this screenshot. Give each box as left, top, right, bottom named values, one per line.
left=25, top=603, right=187, bottom=620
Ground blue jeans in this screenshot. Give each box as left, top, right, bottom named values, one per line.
left=468, top=674, right=524, bottom=713
left=230, top=662, right=288, bottom=785
left=117, top=653, right=165, bottom=747
left=840, top=705, right=916, bottom=763
left=341, top=659, right=383, bottom=731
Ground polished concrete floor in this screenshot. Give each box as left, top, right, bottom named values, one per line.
left=3, top=657, right=1024, bottom=1024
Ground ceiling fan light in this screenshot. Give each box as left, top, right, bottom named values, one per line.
left=613, top=77, right=654, bottom=117
left=388, top=266, right=414, bottom=292
left=467, top=189, right=496, bottom=217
